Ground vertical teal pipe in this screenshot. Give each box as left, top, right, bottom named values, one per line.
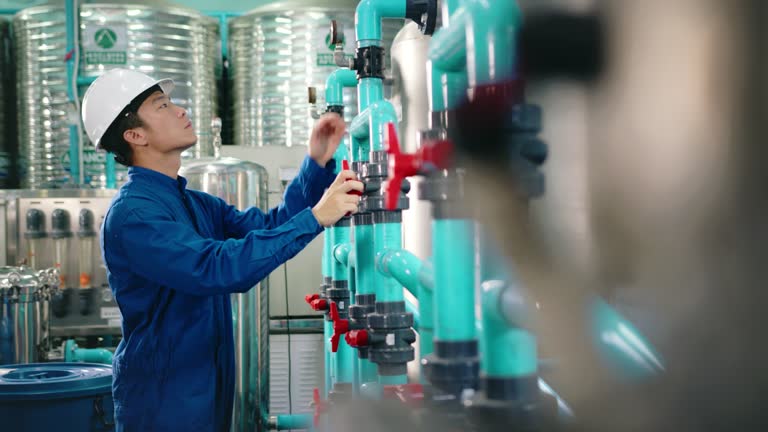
left=331, top=227, right=351, bottom=282
left=372, top=223, right=404, bottom=303
left=65, top=0, right=80, bottom=184
left=324, top=320, right=333, bottom=396
left=322, top=230, right=332, bottom=280
left=464, top=0, right=521, bottom=88
left=106, top=154, right=116, bottom=188
left=353, top=225, right=375, bottom=295
left=336, top=340, right=355, bottom=383
left=358, top=78, right=384, bottom=112
left=433, top=219, right=475, bottom=341
left=419, top=261, right=434, bottom=359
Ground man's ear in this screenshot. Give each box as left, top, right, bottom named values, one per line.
left=123, top=127, right=148, bottom=147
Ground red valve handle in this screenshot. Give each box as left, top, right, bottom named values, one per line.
left=312, top=388, right=328, bottom=427
left=305, top=294, right=329, bottom=312
left=384, top=123, right=454, bottom=210
left=341, top=159, right=362, bottom=217
left=345, top=329, right=369, bottom=347
left=329, top=302, right=349, bottom=352
left=383, top=383, right=425, bottom=407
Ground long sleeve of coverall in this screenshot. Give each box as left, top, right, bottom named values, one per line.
left=220, top=156, right=337, bottom=238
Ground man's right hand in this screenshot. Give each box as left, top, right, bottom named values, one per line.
left=312, top=170, right=364, bottom=227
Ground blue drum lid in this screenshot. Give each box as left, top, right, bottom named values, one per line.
left=0, top=363, right=112, bottom=400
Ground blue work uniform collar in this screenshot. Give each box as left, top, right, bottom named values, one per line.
left=127, top=166, right=188, bottom=193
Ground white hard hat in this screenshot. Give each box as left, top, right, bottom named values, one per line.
left=81, top=68, right=174, bottom=149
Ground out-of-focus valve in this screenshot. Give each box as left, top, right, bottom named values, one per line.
left=345, top=329, right=369, bottom=348
left=384, top=122, right=454, bottom=210
left=308, top=87, right=324, bottom=120
left=329, top=302, right=349, bottom=352
left=330, top=20, right=352, bottom=69
left=311, top=388, right=328, bottom=428
left=305, top=293, right=329, bottom=312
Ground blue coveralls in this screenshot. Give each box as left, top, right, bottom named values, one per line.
left=101, top=156, right=336, bottom=431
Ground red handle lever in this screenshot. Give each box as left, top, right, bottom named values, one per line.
left=384, top=123, right=455, bottom=210
left=345, top=329, right=369, bottom=347
left=305, top=294, right=329, bottom=312
left=329, top=302, right=349, bottom=352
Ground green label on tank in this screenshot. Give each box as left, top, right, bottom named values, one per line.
left=83, top=25, right=128, bottom=66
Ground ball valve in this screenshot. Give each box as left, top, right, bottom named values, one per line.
left=329, top=302, right=350, bottom=353
left=384, top=123, right=454, bottom=210
left=305, top=293, right=329, bottom=313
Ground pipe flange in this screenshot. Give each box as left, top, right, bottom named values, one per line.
left=354, top=46, right=386, bottom=79
left=418, top=170, right=465, bottom=203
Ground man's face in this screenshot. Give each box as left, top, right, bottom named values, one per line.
left=135, top=91, right=197, bottom=153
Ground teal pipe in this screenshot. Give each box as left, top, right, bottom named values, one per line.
left=326, top=69, right=358, bottom=106
left=106, top=154, right=116, bottom=188
left=418, top=260, right=434, bottom=358
left=480, top=281, right=536, bottom=377
left=433, top=219, right=475, bottom=341
left=353, top=224, right=375, bottom=295
left=336, top=338, right=355, bottom=383
left=322, top=230, right=332, bottom=279
left=404, top=295, right=420, bottom=331
left=358, top=358, right=378, bottom=385
left=355, top=0, right=407, bottom=46
left=76, top=76, right=96, bottom=86
left=464, top=0, right=521, bottom=87
left=379, top=374, right=407, bottom=386
left=479, top=231, right=537, bottom=378
left=591, top=297, right=665, bottom=379
left=63, top=340, right=113, bottom=364
left=377, top=249, right=422, bottom=294
left=324, top=320, right=332, bottom=396
left=358, top=78, right=384, bottom=111
left=273, top=413, right=312, bottom=430
left=372, top=223, right=404, bottom=303
left=65, top=0, right=80, bottom=184
left=331, top=226, right=351, bottom=282
left=349, top=100, right=398, bottom=152
left=333, top=243, right=353, bottom=270
left=428, top=8, right=468, bottom=73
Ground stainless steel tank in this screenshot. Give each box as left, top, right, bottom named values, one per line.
left=179, top=119, right=270, bottom=432
left=229, top=0, right=403, bottom=147
left=0, top=266, right=59, bottom=364
left=0, top=19, right=12, bottom=188
left=390, top=21, right=433, bottom=262
left=14, top=3, right=220, bottom=189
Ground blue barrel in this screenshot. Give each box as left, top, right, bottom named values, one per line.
left=0, top=363, right=114, bottom=431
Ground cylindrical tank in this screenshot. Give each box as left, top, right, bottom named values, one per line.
left=179, top=123, right=270, bottom=432
left=14, top=2, right=220, bottom=189
left=390, top=21, right=433, bottom=262
left=0, top=266, right=58, bottom=364
left=0, top=363, right=114, bottom=431
left=229, top=0, right=402, bottom=147
left=0, top=19, right=14, bottom=189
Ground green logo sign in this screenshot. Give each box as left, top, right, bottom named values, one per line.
left=94, top=28, right=118, bottom=49
left=325, top=33, right=345, bottom=52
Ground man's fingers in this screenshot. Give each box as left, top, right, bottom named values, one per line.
left=337, top=180, right=364, bottom=193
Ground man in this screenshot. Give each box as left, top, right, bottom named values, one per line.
left=81, top=68, right=363, bottom=431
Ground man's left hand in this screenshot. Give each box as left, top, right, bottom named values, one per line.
left=309, top=113, right=346, bottom=167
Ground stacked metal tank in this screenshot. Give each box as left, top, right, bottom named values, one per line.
left=14, top=3, right=220, bottom=189
left=229, top=0, right=403, bottom=147
left=0, top=19, right=13, bottom=189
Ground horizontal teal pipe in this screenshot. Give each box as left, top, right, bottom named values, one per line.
left=480, top=281, right=536, bottom=377
left=322, top=229, right=332, bottom=278
left=64, top=340, right=113, bottom=364
left=274, top=414, right=312, bottom=430
left=404, top=296, right=420, bottom=331
left=465, top=0, right=521, bottom=87
left=377, top=249, right=423, bottom=294
left=354, top=224, right=375, bottom=295
left=433, top=219, right=476, bottom=341
left=358, top=78, right=384, bottom=113
left=331, top=226, right=351, bottom=282
left=326, top=69, right=358, bottom=107
left=372, top=222, right=404, bottom=303
left=334, top=243, right=353, bottom=269
left=591, top=297, right=665, bottom=379
left=350, top=100, right=398, bottom=152
left=355, top=0, right=407, bottom=45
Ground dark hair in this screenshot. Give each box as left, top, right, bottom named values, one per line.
left=99, top=85, right=162, bottom=167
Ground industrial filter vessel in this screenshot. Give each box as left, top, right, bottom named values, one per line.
left=179, top=119, right=270, bottom=432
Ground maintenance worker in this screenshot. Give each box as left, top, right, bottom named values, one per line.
left=81, top=68, right=363, bottom=431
